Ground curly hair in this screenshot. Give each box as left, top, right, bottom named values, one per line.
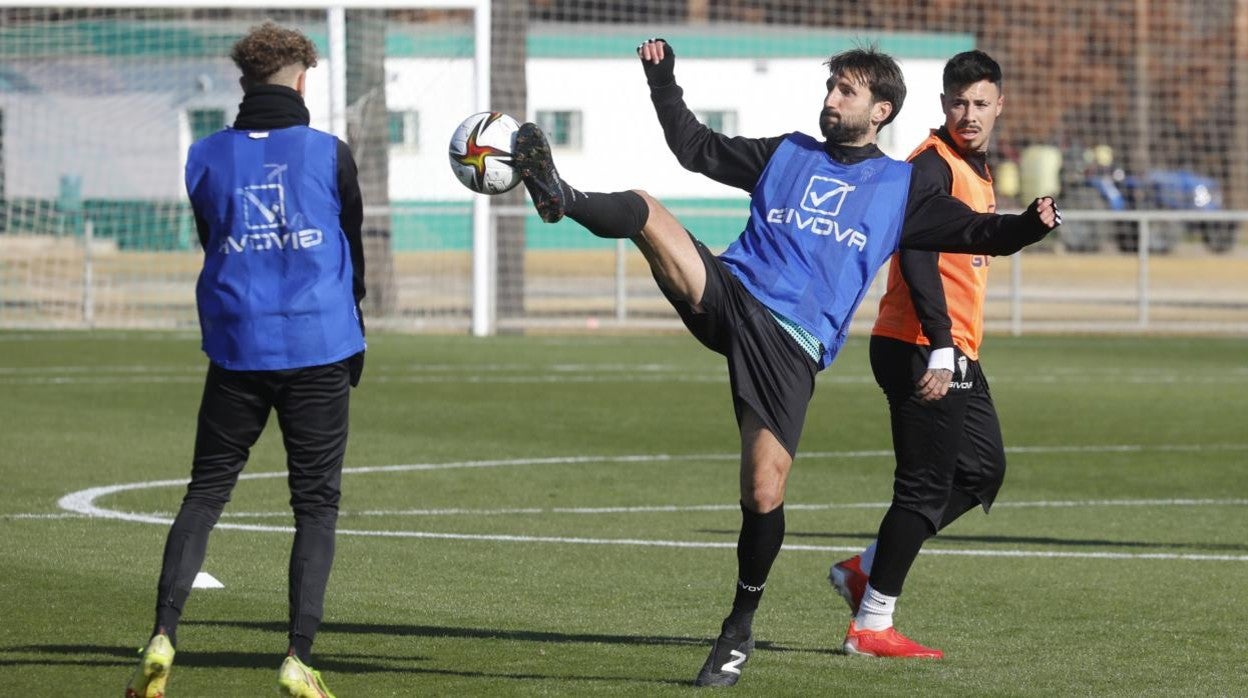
left=230, top=22, right=318, bottom=85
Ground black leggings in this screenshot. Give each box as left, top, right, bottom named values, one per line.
left=154, top=360, right=351, bottom=650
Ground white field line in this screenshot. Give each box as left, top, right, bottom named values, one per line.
left=22, top=497, right=1248, bottom=522
left=210, top=497, right=1248, bottom=519
left=0, top=332, right=199, bottom=343
left=40, top=519, right=1248, bottom=563
left=47, top=445, right=1248, bottom=562
left=3, top=376, right=205, bottom=386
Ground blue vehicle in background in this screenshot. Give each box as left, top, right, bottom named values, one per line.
left=1058, top=147, right=1235, bottom=254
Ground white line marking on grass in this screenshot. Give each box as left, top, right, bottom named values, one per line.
left=0, top=331, right=199, bottom=343
left=213, top=497, right=1248, bottom=519
left=53, top=445, right=1248, bottom=562
left=1, top=512, right=90, bottom=520
left=0, top=365, right=203, bottom=386
left=64, top=521, right=1245, bottom=563
left=895, top=548, right=1248, bottom=562
left=4, top=376, right=203, bottom=386
left=997, top=497, right=1248, bottom=508
left=1005, top=443, right=1248, bottom=455
left=0, top=365, right=198, bottom=374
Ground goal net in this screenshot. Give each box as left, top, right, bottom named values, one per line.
left=1, top=1, right=1245, bottom=334
left=0, top=1, right=492, bottom=331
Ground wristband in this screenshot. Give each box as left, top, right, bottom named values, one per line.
left=927, top=346, right=955, bottom=373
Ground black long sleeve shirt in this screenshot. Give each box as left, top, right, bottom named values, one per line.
left=648, top=83, right=1047, bottom=257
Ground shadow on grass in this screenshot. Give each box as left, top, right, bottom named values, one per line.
left=773, top=529, right=1248, bottom=553
left=0, top=643, right=693, bottom=685
left=0, top=622, right=839, bottom=686
left=189, top=618, right=831, bottom=656
left=0, top=646, right=403, bottom=673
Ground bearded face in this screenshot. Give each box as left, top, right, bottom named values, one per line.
left=820, top=106, right=872, bottom=144
left=820, top=72, right=882, bottom=146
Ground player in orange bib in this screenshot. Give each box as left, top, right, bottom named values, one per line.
left=828, top=50, right=1008, bottom=659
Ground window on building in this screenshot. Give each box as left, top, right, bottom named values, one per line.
left=388, top=110, right=419, bottom=150
left=535, top=110, right=583, bottom=148
left=694, top=110, right=738, bottom=137
left=188, top=109, right=227, bottom=141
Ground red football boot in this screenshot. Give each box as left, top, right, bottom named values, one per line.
left=828, top=555, right=868, bottom=614
left=843, top=621, right=944, bottom=659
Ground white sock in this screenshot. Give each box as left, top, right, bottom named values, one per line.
left=859, top=541, right=877, bottom=575
left=855, top=584, right=896, bottom=631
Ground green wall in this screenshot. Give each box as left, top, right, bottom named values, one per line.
left=389, top=198, right=748, bottom=251
left=0, top=198, right=748, bottom=252
left=0, top=21, right=972, bottom=60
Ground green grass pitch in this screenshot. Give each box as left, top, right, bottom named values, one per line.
left=1, top=330, right=1245, bottom=695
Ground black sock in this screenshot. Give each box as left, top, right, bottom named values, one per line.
left=290, top=634, right=314, bottom=664
left=721, top=610, right=754, bottom=640
left=565, top=189, right=649, bottom=239
left=729, top=502, right=785, bottom=629
left=868, top=505, right=935, bottom=596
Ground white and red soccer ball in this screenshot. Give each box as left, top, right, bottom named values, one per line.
left=448, top=111, right=522, bottom=195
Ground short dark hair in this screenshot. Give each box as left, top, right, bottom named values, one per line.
left=824, top=46, right=907, bottom=129
left=942, top=50, right=1002, bottom=94
left=231, top=22, right=318, bottom=85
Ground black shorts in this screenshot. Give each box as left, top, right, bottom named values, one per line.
left=869, top=335, right=1006, bottom=528
left=658, top=235, right=819, bottom=457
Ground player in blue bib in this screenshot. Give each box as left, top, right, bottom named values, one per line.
left=513, top=40, right=1061, bottom=687
left=126, top=23, right=360, bottom=698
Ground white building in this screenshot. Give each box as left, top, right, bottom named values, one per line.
left=0, top=21, right=971, bottom=248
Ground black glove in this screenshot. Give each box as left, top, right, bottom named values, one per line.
left=1025, top=196, right=1063, bottom=229
left=636, top=38, right=675, bottom=87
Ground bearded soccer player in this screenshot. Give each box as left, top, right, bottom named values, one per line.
left=509, top=40, right=1059, bottom=686
left=828, top=50, right=1009, bottom=659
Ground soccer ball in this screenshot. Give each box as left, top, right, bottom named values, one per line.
left=448, top=111, right=522, bottom=195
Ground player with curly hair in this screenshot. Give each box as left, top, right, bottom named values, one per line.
left=125, top=22, right=361, bottom=698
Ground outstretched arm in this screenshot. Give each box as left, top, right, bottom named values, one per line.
left=901, top=173, right=1061, bottom=254
left=638, top=39, right=782, bottom=192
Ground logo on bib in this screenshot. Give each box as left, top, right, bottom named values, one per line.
left=800, top=176, right=856, bottom=216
